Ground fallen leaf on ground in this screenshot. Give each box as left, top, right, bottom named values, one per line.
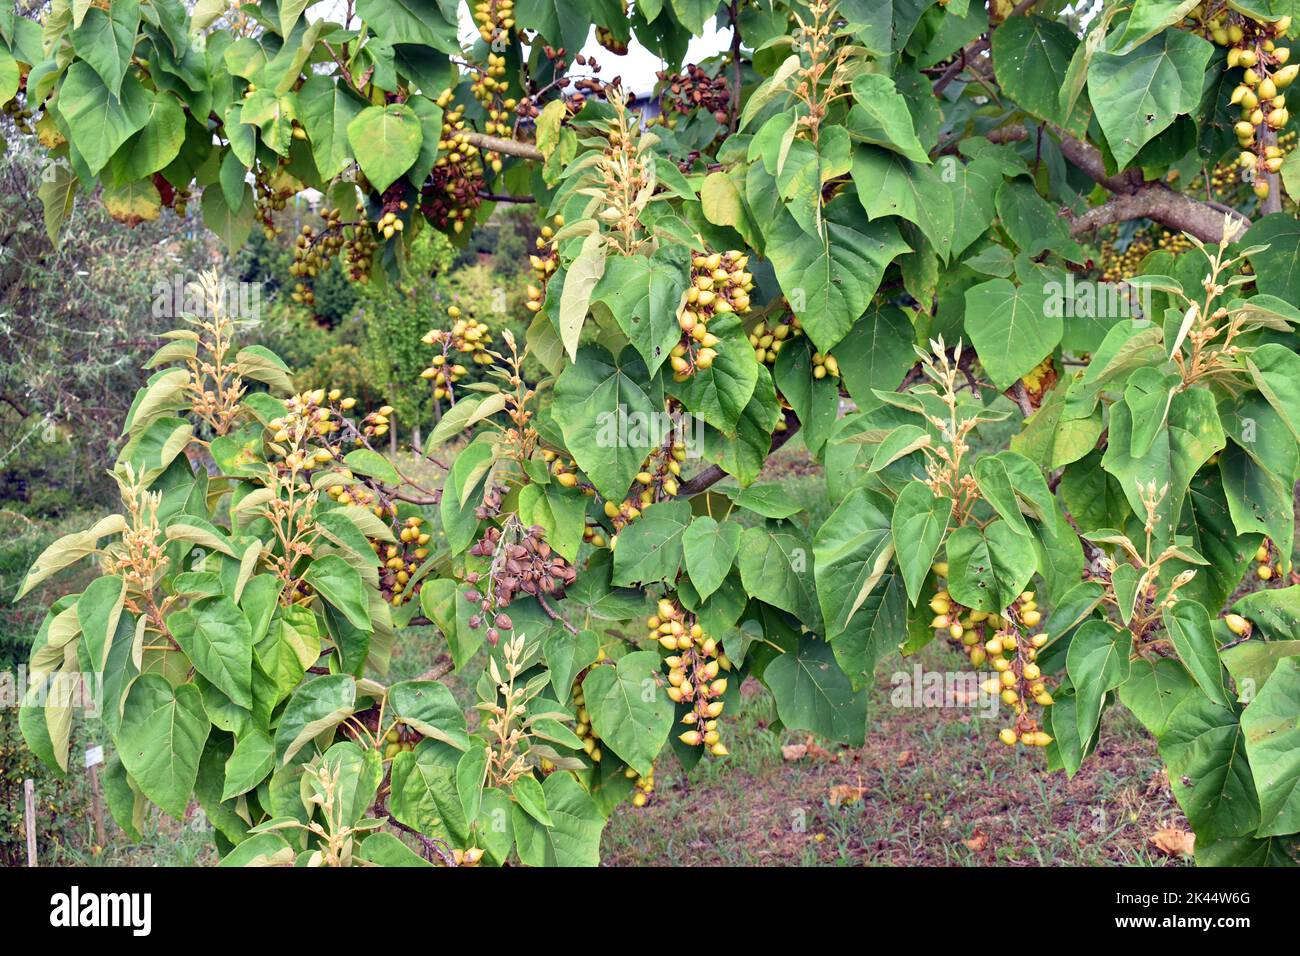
left=896, top=749, right=912, bottom=767
left=962, top=832, right=987, bottom=852
left=782, top=743, right=808, bottom=761
left=828, top=784, right=866, bottom=807
left=1149, top=828, right=1195, bottom=857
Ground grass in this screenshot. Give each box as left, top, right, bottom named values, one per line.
left=6, top=434, right=1198, bottom=868
left=598, top=641, right=1187, bottom=867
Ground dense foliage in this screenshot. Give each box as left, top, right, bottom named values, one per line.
left=5, top=0, right=1300, bottom=867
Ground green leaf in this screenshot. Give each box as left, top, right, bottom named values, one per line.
left=57, top=61, right=151, bottom=174
left=356, top=0, right=458, bottom=50
left=590, top=252, right=688, bottom=376
left=118, top=675, right=211, bottom=819
left=167, top=595, right=253, bottom=710
left=1086, top=29, right=1214, bottom=168
left=1240, top=656, right=1300, bottom=836
left=296, top=74, right=365, bottom=178
left=511, top=771, right=604, bottom=867
left=991, top=15, right=1084, bottom=133
left=945, top=519, right=1036, bottom=613
left=761, top=189, right=911, bottom=354
left=728, top=483, right=802, bottom=519
left=70, top=0, right=140, bottom=97
left=358, top=831, right=434, bottom=866
left=1232, top=587, right=1300, bottom=641
left=814, top=487, right=895, bottom=640
left=835, top=304, right=917, bottom=410
left=1160, top=694, right=1260, bottom=842
left=274, top=674, right=356, bottom=765
left=37, top=161, right=78, bottom=244
left=1119, top=657, right=1199, bottom=738
left=559, top=231, right=607, bottom=362
left=389, top=680, right=470, bottom=751
left=1102, top=385, right=1225, bottom=547
left=890, top=481, right=951, bottom=605
left=347, top=103, right=422, bottom=193
left=341, top=448, right=403, bottom=485
left=851, top=146, right=954, bottom=259
left=222, top=728, right=275, bottom=800
left=1111, top=0, right=1201, bottom=54
left=1243, top=214, right=1300, bottom=304
left=1066, top=620, right=1132, bottom=746
left=962, top=278, right=1060, bottom=392
left=1163, top=600, right=1233, bottom=709
left=611, top=500, right=692, bottom=586
left=847, top=73, right=930, bottom=163
left=737, top=524, right=819, bottom=625
left=995, top=179, right=1086, bottom=262
left=512, top=773, right=553, bottom=826
left=553, top=346, right=662, bottom=500
left=304, top=554, right=371, bottom=632
left=669, top=313, right=761, bottom=437
left=764, top=636, right=868, bottom=746
left=389, top=739, right=469, bottom=843
left=582, top=651, right=675, bottom=776
left=682, top=516, right=742, bottom=601
left=1246, top=342, right=1300, bottom=443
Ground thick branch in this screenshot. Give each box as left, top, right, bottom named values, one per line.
left=984, top=123, right=1250, bottom=243
left=463, top=131, right=543, bottom=162
left=675, top=408, right=801, bottom=497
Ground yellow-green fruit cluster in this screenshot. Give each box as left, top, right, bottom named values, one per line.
left=572, top=678, right=603, bottom=764
left=749, top=316, right=801, bottom=365
left=651, top=598, right=731, bottom=757
left=419, top=353, right=468, bottom=400
left=526, top=216, right=564, bottom=314
left=544, top=450, right=582, bottom=489
left=601, top=440, right=688, bottom=532
left=373, top=515, right=431, bottom=607
left=930, top=565, right=1054, bottom=748
left=343, top=202, right=379, bottom=283
left=1209, top=11, right=1295, bottom=199
left=624, top=765, right=655, bottom=806
left=290, top=207, right=345, bottom=306
left=267, top=388, right=345, bottom=472
left=670, top=251, right=754, bottom=381
left=1255, top=540, right=1277, bottom=579
left=472, top=0, right=515, bottom=44
left=428, top=92, right=486, bottom=233
left=381, top=722, right=417, bottom=760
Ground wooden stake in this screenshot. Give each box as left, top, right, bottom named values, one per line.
left=23, top=778, right=37, bottom=867
left=88, top=762, right=106, bottom=849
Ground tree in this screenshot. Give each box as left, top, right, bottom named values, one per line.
left=6, top=0, right=1300, bottom=867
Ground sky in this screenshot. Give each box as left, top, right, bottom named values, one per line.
left=301, top=1, right=734, bottom=96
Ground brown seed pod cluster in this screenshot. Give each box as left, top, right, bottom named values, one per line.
left=467, top=523, right=579, bottom=624
left=651, top=597, right=731, bottom=757
left=654, top=63, right=732, bottom=128
left=670, top=251, right=753, bottom=382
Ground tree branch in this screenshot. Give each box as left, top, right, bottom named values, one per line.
left=463, top=131, right=543, bottom=162
left=981, top=123, right=1251, bottom=243
left=675, top=408, right=801, bottom=497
